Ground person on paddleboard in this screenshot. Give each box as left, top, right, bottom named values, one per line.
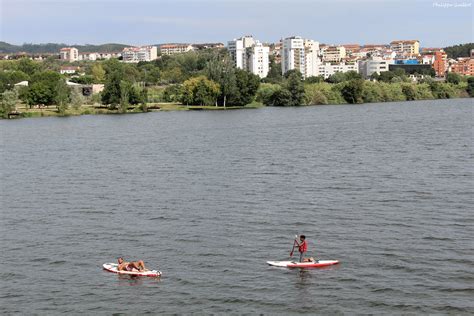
left=295, top=235, right=308, bottom=262
left=117, top=257, right=148, bottom=272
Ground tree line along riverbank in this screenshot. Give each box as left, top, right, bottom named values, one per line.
left=1, top=50, right=473, bottom=119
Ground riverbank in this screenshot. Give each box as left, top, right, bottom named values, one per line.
left=3, top=96, right=472, bottom=120
left=6, top=102, right=264, bottom=119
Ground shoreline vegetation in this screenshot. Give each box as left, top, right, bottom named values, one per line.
left=1, top=48, right=473, bottom=119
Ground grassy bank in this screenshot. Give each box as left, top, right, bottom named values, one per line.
left=6, top=102, right=264, bottom=119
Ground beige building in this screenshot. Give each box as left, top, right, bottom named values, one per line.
left=160, top=44, right=194, bottom=55
left=390, top=40, right=420, bottom=56
left=60, top=47, right=79, bottom=62
left=322, top=46, right=346, bottom=62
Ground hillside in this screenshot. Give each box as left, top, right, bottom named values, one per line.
left=444, top=43, right=474, bottom=59
left=0, top=42, right=130, bottom=54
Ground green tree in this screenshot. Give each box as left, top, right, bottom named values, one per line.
left=344, top=70, right=362, bottom=81
left=265, top=55, right=283, bottom=83
left=446, top=72, right=461, bottom=85
left=0, top=89, right=18, bottom=118
left=180, top=76, right=220, bottom=106
left=206, top=56, right=236, bottom=107
left=70, top=88, right=84, bottom=109
left=305, top=76, right=324, bottom=84
left=256, top=83, right=280, bottom=105
left=429, top=81, right=456, bottom=99
left=70, top=75, right=95, bottom=85
left=444, top=43, right=474, bottom=59
left=341, top=79, right=364, bottom=104
left=163, top=84, right=182, bottom=102
left=91, top=63, right=106, bottom=83
left=55, top=80, right=71, bottom=114
left=467, top=77, right=474, bottom=97
left=119, top=80, right=131, bottom=113
left=401, top=83, right=416, bottom=101
left=228, top=69, right=260, bottom=106
left=138, top=87, right=148, bottom=112
left=17, top=58, right=41, bottom=75
left=326, top=72, right=347, bottom=84
left=0, top=70, right=29, bottom=93
left=268, top=87, right=292, bottom=106
left=378, top=71, right=396, bottom=83
left=101, top=71, right=122, bottom=107
left=286, top=71, right=305, bottom=106
left=25, top=81, right=53, bottom=106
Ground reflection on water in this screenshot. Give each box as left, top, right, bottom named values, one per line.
left=116, top=274, right=161, bottom=286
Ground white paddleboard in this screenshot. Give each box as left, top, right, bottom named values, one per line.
left=267, top=260, right=339, bottom=268
left=103, top=263, right=162, bottom=277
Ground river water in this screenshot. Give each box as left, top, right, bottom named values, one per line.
left=1, top=99, right=473, bottom=314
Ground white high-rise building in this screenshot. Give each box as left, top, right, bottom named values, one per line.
left=122, top=46, right=158, bottom=63
left=281, top=36, right=305, bottom=76
left=228, top=36, right=269, bottom=78
left=247, top=41, right=270, bottom=78
left=281, top=36, right=321, bottom=78
left=228, top=36, right=255, bottom=69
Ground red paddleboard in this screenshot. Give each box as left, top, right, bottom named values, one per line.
left=102, top=263, right=162, bottom=277
left=267, top=260, right=339, bottom=268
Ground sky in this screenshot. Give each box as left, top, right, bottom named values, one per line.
left=0, top=0, right=472, bottom=47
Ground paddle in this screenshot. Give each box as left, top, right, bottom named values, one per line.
left=289, top=235, right=298, bottom=257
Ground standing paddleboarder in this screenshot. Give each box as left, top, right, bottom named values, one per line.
left=290, top=235, right=308, bottom=262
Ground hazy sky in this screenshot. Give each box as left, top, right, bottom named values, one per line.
left=1, top=0, right=472, bottom=47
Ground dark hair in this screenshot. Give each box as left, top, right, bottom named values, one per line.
left=300, top=235, right=306, bottom=240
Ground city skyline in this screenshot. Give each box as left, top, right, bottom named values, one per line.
left=1, top=0, right=472, bottom=47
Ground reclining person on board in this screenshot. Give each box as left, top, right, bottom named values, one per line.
left=117, top=257, right=148, bottom=272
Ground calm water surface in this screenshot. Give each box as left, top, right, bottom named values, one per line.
left=1, top=99, right=473, bottom=314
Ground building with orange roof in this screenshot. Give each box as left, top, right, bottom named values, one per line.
left=60, top=47, right=79, bottom=62
left=160, top=44, right=194, bottom=55
left=450, top=58, right=474, bottom=76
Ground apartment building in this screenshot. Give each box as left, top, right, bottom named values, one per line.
left=281, top=36, right=306, bottom=76
left=390, top=40, right=420, bottom=56
left=192, top=43, right=224, bottom=50
left=358, top=57, right=391, bottom=78
left=60, top=47, right=79, bottom=62
left=322, top=46, right=346, bottom=62
left=122, top=46, right=158, bottom=62
left=450, top=58, right=474, bottom=76
left=304, top=39, right=320, bottom=78
left=432, top=51, right=448, bottom=77
left=317, top=62, right=359, bottom=79
left=228, top=35, right=256, bottom=70
left=342, top=44, right=361, bottom=55
left=281, top=36, right=323, bottom=78
left=228, top=36, right=269, bottom=78
left=78, top=52, right=98, bottom=61
left=160, top=44, right=194, bottom=55
left=246, top=41, right=270, bottom=78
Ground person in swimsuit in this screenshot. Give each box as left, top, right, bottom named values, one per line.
left=117, top=257, right=148, bottom=272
